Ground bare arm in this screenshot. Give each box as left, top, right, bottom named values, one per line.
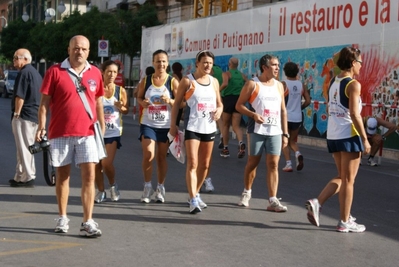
left=137, top=77, right=151, bottom=108
left=212, top=77, right=223, bottom=120
left=348, top=81, right=370, bottom=154
left=115, top=87, right=129, bottom=115
left=96, top=97, right=105, bottom=134
left=14, top=96, right=24, bottom=115
left=36, top=94, right=51, bottom=142
left=220, top=72, right=229, bottom=91
left=278, top=81, right=288, bottom=135
left=169, top=76, right=190, bottom=137
left=235, top=80, right=264, bottom=124
left=376, top=116, right=396, bottom=138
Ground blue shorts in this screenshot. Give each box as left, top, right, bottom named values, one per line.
left=104, top=136, right=122, bottom=149
left=248, top=133, right=282, bottom=156
left=327, top=136, right=364, bottom=153
left=139, top=124, right=169, bottom=143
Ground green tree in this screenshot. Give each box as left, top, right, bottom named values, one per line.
left=0, top=19, right=36, bottom=60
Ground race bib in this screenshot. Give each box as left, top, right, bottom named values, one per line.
left=262, top=109, right=279, bottom=125
left=148, top=105, right=169, bottom=121
left=105, top=114, right=117, bottom=129
left=197, top=102, right=215, bottom=122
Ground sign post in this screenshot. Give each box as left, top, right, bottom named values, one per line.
left=98, top=40, right=109, bottom=64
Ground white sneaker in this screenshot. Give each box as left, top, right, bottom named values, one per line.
left=367, top=158, right=378, bottom=166
left=266, top=198, right=288, bottom=212
left=110, top=184, right=120, bottom=202
left=94, top=190, right=106, bottom=203
left=141, top=184, right=154, bottom=203
left=282, top=163, right=293, bottom=172
left=54, top=216, right=70, bottom=233
left=79, top=219, right=102, bottom=237
left=155, top=184, right=165, bottom=203
left=238, top=191, right=251, bottom=207
left=196, top=193, right=207, bottom=209
left=202, top=177, right=214, bottom=193
left=189, top=198, right=202, bottom=214
left=305, top=198, right=321, bottom=227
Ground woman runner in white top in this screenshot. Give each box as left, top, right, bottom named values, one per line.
left=95, top=60, right=129, bottom=203
left=137, top=50, right=179, bottom=204
left=170, top=50, right=223, bottom=214
left=305, top=47, right=371, bottom=233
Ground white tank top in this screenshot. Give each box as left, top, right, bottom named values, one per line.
left=140, top=76, right=173, bottom=129
left=248, top=77, right=282, bottom=136
left=284, top=80, right=303, bottom=123
left=327, top=76, right=361, bottom=140
left=184, top=73, right=217, bottom=134
left=103, top=86, right=123, bottom=138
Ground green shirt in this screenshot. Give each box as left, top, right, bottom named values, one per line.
left=223, top=69, right=245, bottom=96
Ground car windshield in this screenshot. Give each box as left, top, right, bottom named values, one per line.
left=7, top=72, right=18, bottom=80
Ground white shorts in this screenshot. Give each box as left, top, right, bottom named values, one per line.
left=49, top=136, right=99, bottom=167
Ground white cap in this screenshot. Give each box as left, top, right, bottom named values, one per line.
left=366, top=117, right=378, bottom=135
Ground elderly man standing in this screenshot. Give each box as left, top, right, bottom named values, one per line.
left=36, top=35, right=104, bottom=237
left=9, top=49, right=42, bottom=187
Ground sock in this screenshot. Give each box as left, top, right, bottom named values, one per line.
left=368, top=156, right=374, bottom=160
left=244, top=188, right=252, bottom=194
left=295, top=151, right=301, bottom=157
left=239, top=141, right=243, bottom=145
left=269, top=196, right=278, bottom=203
left=224, top=146, right=228, bottom=150
left=144, top=182, right=152, bottom=187
left=157, top=183, right=164, bottom=188
left=286, top=160, right=292, bottom=165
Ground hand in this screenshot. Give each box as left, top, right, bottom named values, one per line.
left=161, top=94, right=170, bottom=104
left=253, top=113, right=264, bottom=124
left=169, top=125, right=178, bottom=138
left=35, top=129, right=46, bottom=142
left=363, top=139, right=371, bottom=155
left=114, top=100, right=124, bottom=110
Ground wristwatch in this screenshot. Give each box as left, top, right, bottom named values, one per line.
left=13, top=112, right=20, bottom=118
left=282, top=133, right=290, bottom=138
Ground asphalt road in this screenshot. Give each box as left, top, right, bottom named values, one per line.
left=0, top=96, right=398, bottom=267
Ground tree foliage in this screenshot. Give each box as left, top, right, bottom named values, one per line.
left=0, top=5, right=161, bottom=66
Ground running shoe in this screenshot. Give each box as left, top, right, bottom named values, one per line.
left=110, top=184, right=120, bottom=202
left=141, top=184, right=154, bottom=203
left=189, top=198, right=202, bottom=214
left=238, top=191, right=251, bottom=207
left=54, top=216, right=70, bottom=233
left=267, top=198, right=288, bottom=212
left=202, top=177, right=214, bottom=193
left=94, top=190, right=106, bottom=203
left=336, top=220, right=366, bottom=233
left=296, top=154, right=304, bottom=171
left=155, top=184, right=166, bottom=203
left=79, top=219, right=102, bottom=237
left=305, top=198, right=321, bottom=227
left=282, top=163, right=293, bottom=172
left=367, top=158, right=378, bottom=166
left=237, top=143, right=246, bottom=158
left=196, top=193, right=207, bottom=209
left=220, top=148, right=230, bottom=158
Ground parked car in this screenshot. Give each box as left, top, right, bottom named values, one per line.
left=0, top=70, right=18, bottom=98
